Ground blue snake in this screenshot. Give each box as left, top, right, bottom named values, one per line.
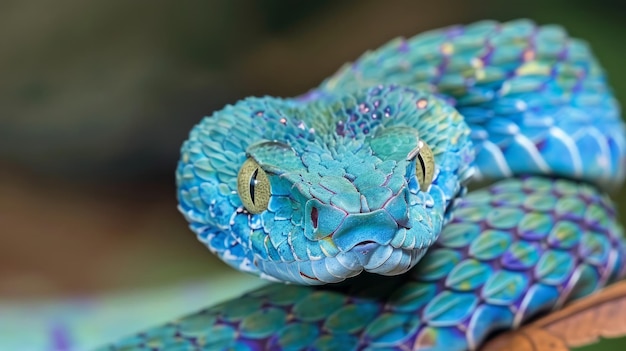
left=103, top=19, right=626, bottom=350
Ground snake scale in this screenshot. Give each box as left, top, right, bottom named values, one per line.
left=101, top=19, right=626, bottom=350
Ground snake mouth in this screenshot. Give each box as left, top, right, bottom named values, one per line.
left=354, top=240, right=377, bottom=248
left=352, top=239, right=378, bottom=255
left=352, top=241, right=382, bottom=266
left=255, top=245, right=428, bottom=285
left=331, top=209, right=400, bottom=251
left=351, top=240, right=423, bottom=275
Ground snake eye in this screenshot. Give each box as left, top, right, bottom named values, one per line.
left=413, top=141, right=435, bottom=192
left=237, top=158, right=270, bottom=214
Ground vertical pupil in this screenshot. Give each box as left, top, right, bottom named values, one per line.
left=417, top=154, right=426, bottom=183
left=249, top=168, right=258, bottom=204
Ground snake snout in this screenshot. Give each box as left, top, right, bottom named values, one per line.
left=332, top=209, right=400, bottom=251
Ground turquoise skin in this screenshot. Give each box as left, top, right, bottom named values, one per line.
left=103, top=177, right=626, bottom=351
left=101, top=19, right=626, bottom=350
left=177, top=86, right=473, bottom=284
left=314, top=19, right=625, bottom=190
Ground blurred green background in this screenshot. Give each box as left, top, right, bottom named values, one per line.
left=0, top=0, right=624, bottom=350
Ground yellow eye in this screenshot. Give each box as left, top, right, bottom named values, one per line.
left=415, top=141, right=435, bottom=192
left=237, top=158, right=271, bottom=214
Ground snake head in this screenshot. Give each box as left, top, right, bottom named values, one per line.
left=176, top=85, right=474, bottom=284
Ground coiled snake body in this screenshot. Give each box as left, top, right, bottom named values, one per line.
left=103, top=19, right=626, bottom=351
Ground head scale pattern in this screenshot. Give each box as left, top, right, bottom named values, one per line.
left=176, top=86, right=473, bottom=284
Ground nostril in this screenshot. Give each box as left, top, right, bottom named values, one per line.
left=311, top=207, right=319, bottom=229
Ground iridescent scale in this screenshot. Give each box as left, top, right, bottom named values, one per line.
left=101, top=19, right=626, bottom=351
left=316, top=18, right=626, bottom=189
left=102, top=177, right=625, bottom=351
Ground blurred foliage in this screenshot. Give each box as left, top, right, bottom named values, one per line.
left=2, top=0, right=624, bottom=182
left=1, top=0, right=624, bottom=182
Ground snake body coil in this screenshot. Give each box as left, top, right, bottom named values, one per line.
left=104, top=19, right=626, bottom=351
